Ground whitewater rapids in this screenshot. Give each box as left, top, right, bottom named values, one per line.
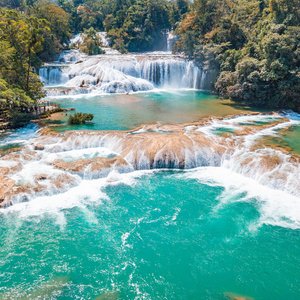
left=0, top=113, right=299, bottom=229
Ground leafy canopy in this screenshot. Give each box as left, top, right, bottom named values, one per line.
left=175, top=0, right=300, bottom=110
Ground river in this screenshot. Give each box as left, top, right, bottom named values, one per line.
left=0, top=42, right=300, bottom=299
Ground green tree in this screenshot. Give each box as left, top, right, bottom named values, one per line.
left=0, top=9, right=48, bottom=97
left=175, top=0, right=300, bottom=110
left=79, top=27, right=105, bottom=55
left=106, top=0, right=172, bottom=52
left=31, top=0, right=71, bottom=60
left=0, top=8, right=49, bottom=125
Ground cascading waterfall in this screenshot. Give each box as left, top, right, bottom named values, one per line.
left=3, top=28, right=300, bottom=300
left=0, top=114, right=299, bottom=300
left=39, top=65, right=69, bottom=86
left=38, top=31, right=208, bottom=94
left=166, top=31, right=177, bottom=52
left=139, top=58, right=201, bottom=88
left=1, top=113, right=299, bottom=212
left=40, top=52, right=205, bottom=95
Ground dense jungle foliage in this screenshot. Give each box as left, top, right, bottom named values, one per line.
left=0, top=1, right=72, bottom=125
left=0, top=0, right=299, bottom=127
left=175, top=0, right=300, bottom=110
left=55, top=0, right=188, bottom=52
left=0, top=8, right=47, bottom=124
left=0, top=0, right=187, bottom=126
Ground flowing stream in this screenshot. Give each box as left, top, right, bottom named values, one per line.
left=1, top=42, right=300, bottom=299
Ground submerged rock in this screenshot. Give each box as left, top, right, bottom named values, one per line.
left=34, top=144, right=45, bottom=151
left=0, top=276, right=70, bottom=300
left=224, top=292, right=254, bottom=300
left=95, top=291, right=120, bottom=300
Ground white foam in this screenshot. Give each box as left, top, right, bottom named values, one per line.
left=224, top=114, right=281, bottom=124
left=10, top=162, right=63, bottom=185
left=44, top=147, right=117, bottom=162
left=2, top=178, right=108, bottom=217
left=1, top=111, right=299, bottom=232
left=196, top=114, right=285, bottom=137
left=243, top=119, right=299, bottom=147
left=183, top=167, right=300, bottom=229
left=42, top=51, right=204, bottom=96
left=121, top=232, right=132, bottom=248
left=0, top=170, right=157, bottom=219
left=0, top=160, right=18, bottom=168
left=171, top=208, right=181, bottom=222
left=0, top=124, right=38, bottom=147
left=44, top=135, right=123, bottom=154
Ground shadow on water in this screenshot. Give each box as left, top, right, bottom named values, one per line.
left=220, top=100, right=273, bottom=114
left=0, top=276, right=69, bottom=300
left=95, top=291, right=120, bottom=300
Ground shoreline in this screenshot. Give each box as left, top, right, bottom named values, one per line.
left=0, top=105, right=68, bottom=132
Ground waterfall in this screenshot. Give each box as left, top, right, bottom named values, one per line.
left=98, top=32, right=110, bottom=47
left=139, top=58, right=201, bottom=88
left=39, top=32, right=207, bottom=95
left=39, top=65, right=69, bottom=86
left=166, top=32, right=177, bottom=52
left=58, top=50, right=84, bottom=63
left=40, top=53, right=205, bottom=95
left=1, top=113, right=300, bottom=209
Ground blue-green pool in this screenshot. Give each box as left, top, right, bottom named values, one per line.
left=48, top=90, right=252, bottom=131
left=0, top=90, right=299, bottom=300
left=1, top=171, right=299, bottom=299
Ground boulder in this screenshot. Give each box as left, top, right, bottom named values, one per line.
left=34, top=144, right=45, bottom=151
left=0, top=176, right=15, bottom=207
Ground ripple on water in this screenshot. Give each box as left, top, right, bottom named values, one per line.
left=0, top=111, right=300, bottom=299
left=0, top=171, right=300, bottom=299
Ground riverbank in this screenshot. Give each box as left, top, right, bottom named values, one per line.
left=0, top=104, right=66, bottom=132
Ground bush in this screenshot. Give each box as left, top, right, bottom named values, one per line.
left=68, top=113, right=94, bottom=125
left=79, top=28, right=105, bottom=55
left=9, top=112, right=34, bottom=128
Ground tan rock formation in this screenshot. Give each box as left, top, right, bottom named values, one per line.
left=53, top=156, right=128, bottom=173
left=0, top=176, right=15, bottom=207
left=0, top=112, right=299, bottom=208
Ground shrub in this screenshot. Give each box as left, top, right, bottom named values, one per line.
left=79, top=28, right=105, bottom=55
left=68, top=113, right=94, bottom=125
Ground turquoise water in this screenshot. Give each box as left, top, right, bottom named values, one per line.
left=0, top=124, right=38, bottom=152
left=49, top=91, right=249, bottom=131
left=276, top=113, right=300, bottom=154
left=1, top=91, right=300, bottom=300
left=281, top=125, right=300, bottom=155
left=1, top=171, right=300, bottom=299
left=0, top=124, right=38, bottom=145
left=260, top=125, right=300, bottom=156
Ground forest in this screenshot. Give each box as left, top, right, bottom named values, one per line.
left=0, top=0, right=186, bottom=126
left=175, top=0, right=300, bottom=109
left=0, top=0, right=299, bottom=127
